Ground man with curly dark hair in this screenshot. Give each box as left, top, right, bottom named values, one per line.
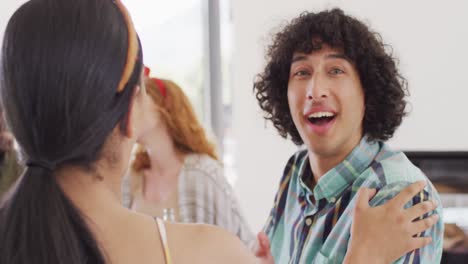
left=253, top=8, right=443, bottom=263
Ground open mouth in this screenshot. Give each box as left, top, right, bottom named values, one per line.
left=306, top=112, right=336, bottom=126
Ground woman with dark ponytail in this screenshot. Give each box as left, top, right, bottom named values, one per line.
left=0, top=0, right=147, bottom=262
left=0, top=0, right=440, bottom=263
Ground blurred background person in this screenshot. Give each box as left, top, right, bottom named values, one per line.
left=122, top=70, right=254, bottom=243
left=0, top=107, right=21, bottom=197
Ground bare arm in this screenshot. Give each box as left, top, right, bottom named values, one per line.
left=167, top=222, right=260, bottom=264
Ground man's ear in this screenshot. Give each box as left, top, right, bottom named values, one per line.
left=124, top=85, right=140, bottom=139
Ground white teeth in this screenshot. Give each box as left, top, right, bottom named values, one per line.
left=308, top=112, right=335, bottom=118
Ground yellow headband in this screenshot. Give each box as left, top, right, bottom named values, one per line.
left=114, top=0, right=139, bottom=92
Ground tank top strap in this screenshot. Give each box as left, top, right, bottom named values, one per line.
left=155, top=217, right=173, bottom=264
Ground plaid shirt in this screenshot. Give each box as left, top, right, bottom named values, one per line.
left=264, top=138, right=443, bottom=264
left=122, top=153, right=254, bottom=243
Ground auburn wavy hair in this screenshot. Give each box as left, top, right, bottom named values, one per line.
left=131, top=77, right=218, bottom=174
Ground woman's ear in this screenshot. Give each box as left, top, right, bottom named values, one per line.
left=124, top=85, right=140, bottom=139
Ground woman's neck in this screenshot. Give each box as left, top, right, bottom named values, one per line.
left=142, top=126, right=186, bottom=177
left=57, top=165, right=126, bottom=217
left=138, top=126, right=186, bottom=203
left=56, top=134, right=134, bottom=222
left=56, top=164, right=165, bottom=264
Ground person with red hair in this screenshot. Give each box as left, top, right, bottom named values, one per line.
left=122, top=70, right=254, bottom=242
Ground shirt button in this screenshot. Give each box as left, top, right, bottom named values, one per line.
left=305, top=218, right=313, bottom=226
left=330, top=197, right=336, bottom=203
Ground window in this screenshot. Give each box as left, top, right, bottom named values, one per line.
left=124, top=0, right=237, bottom=184
left=124, top=0, right=207, bottom=120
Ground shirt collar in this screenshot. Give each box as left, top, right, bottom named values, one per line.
left=299, top=137, right=380, bottom=203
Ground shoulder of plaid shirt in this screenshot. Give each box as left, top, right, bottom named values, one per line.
left=265, top=147, right=444, bottom=264
left=359, top=153, right=443, bottom=264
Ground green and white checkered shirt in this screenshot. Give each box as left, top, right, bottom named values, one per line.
left=264, top=137, right=443, bottom=263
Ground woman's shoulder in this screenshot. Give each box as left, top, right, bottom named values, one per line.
left=182, top=153, right=225, bottom=183
left=166, top=222, right=255, bottom=264
left=184, top=153, right=222, bottom=170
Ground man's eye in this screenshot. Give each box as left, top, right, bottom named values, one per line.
left=294, top=70, right=309, bottom=76
left=329, top=68, right=344, bottom=75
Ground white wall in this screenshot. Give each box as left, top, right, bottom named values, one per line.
left=0, top=1, right=26, bottom=45
left=231, top=0, right=468, bottom=230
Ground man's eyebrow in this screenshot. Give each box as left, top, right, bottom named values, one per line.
left=291, top=53, right=352, bottom=64
left=291, top=55, right=308, bottom=64
left=325, top=53, right=351, bottom=62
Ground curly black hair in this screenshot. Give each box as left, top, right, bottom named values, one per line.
left=254, top=8, right=408, bottom=145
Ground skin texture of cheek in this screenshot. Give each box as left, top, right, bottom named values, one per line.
left=288, top=95, right=308, bottom=142
left=331, top=97, right=364, bottom=156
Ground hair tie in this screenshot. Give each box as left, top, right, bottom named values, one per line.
left=144, top=66, right=167, bottom=98
left=152, top=78, right=167, bottom=98
left=26, top=160, right=55, bottom=172
left=144, top=66, right=151, bottom=77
